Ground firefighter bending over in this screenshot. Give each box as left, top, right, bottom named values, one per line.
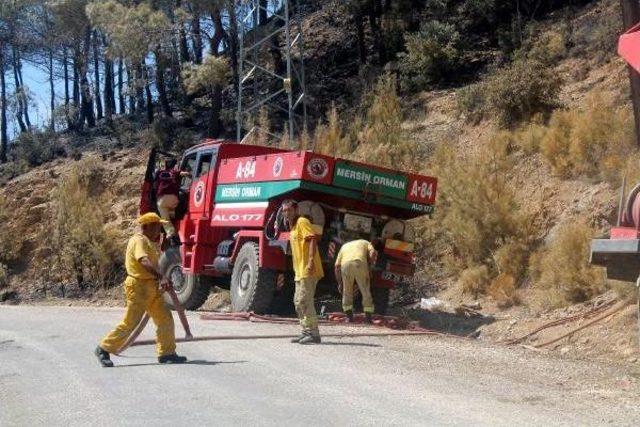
left=155, top=159, right=188, bottom=245
left=94, top=213, right=187, bottom=367
left=335, top=239, right=378, bottom=323
left=282, top=199, right=324, bottom=344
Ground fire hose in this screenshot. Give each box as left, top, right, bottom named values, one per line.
left=115, top=287, right=192, bottom=355
left=118, top=307, right=458, bottom=352
left=502, top=298, right=617, bottom=345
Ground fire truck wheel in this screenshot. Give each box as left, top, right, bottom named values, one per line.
left=371, top=287, right=390, bottom=315
left=230, top=242, right=276, bottom=314
left=159, top=247, right=211, bottom=311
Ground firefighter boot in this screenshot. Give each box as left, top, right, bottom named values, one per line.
left=291, top=332, right=308, bottom=343
left=95, top=346, right=114, bottom=368
left=298, top=334, right=321, bottom=345
left=158, top=353, right=188, bottom=364
left=364, top=312, right=373, bottom=324
left=344, top=310, right=354, bottom=323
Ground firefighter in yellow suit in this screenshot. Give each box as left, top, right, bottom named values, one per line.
left=335, top=239, right=378, bottom=323
left=94, top=213, right=187, bottom=367
left=282, top=200, right=324, bottom=344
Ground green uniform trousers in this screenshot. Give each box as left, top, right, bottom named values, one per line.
left=294, top=277, right=320, bottom=336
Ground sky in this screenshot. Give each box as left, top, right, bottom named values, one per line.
left=7, top=63, right=63, bottom=138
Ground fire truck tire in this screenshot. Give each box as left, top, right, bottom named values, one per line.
left=230, top=242, right=276, bottom=314
left=371, top=287, right=390, bottom=315
left=159, top=248, right=211, bottom=311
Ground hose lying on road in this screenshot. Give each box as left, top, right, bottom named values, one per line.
left=200, top=311, right=426, bottom=331
left=129, top=330, right=442, bottom=347
left=121, top=310, right=466, bottom=352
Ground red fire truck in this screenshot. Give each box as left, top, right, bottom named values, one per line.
left=142, top=141, right=438, bottom=314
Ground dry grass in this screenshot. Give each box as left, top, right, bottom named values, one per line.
left=313, top=105, right=353, bottom=156
left=0, top=195, right=21, bottom=265
left=50, top=160, right=123, bottom=289
left=538, top=93, right=635, bottom=184
left=427, top=135, right=536, bottom=307
left=487, top=273, right=521, bottom=308
left=355, top=73, right=417, bottom=169
left=431, top=136, right=531, bottom=272
left=458, top=265, right=490, bottom=298
left=530, top=221, right=606, bottom=308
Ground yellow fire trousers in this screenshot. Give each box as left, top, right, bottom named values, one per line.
left=157, top=194, right=179, bottom=237
left=341, top=260, right=374, bottom=314
left=100, top=276, right=176, bottom=356
left=294, top=277, right=320, bottom=336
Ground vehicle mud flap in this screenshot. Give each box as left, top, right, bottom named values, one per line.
left=269, top=272, right=296, bottom=316
left=371, top=287, right=391, bottom=315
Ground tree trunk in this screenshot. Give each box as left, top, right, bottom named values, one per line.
left=227, top=0, right=240, bottom=97
left=73, top=50, right=80, bottom=107
left=118, top=59, right=125, bottom=115
left=192, top=10, right=203, bottom=64
left=126, top=64, right=135, bottom=114
left=63, top=47, right=70, bottom=107
left=0, top=50, right=7, bottom=163
left=155, top=49, right=173, bottom=117
left=78, top=27, right=96, bottom=129
left=259, top=0, right=268, bottom=25
left=354, top=9, right=367, bottom=64
left=211, top=10, right=226, bottom=55
left=367, top=0, right=386, bottom=64
left=92, top=31, right=103, bottom=121
left=14, top=49, right=31, bottom=129
left=176, top=0, right=190, bottom=63
left=49, top=49, right=55, bottom=131
left=104, top=56, right=114, bottom=124
left=12, top=48, right=27, bottom=133
left=144, top=64, right=154, bottom=124
left=135, top=63, right=145, bottom=112
left=209, top=87, right=222, bottom=137
left=210, top=8, right=225, bottom=136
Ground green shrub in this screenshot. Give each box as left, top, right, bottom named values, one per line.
left=0, top=263, right=8, bottom=288
left=398, top=20, right=462, bottom=91
left=485, top=58, right=561, bottom=126
left=456, top=83, right=487, bottom=124
left=9, top=131, right=64, bottom=167
left=570, top=8, right=619, bottom=62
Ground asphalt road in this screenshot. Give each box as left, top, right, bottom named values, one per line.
left=1, top=305, right=640, bottom=426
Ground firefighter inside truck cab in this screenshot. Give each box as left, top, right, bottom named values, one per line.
left=154, top=159, right=189, bottom=246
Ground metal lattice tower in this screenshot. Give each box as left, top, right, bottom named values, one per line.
left=236, top=0, right=307, bottom=147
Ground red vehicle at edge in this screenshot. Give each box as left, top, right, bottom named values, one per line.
left=141, top=140, right=438, bottom=314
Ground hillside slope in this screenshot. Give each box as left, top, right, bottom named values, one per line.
left=0, top=0, right=638, bottom=364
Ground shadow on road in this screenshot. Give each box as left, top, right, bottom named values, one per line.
left=111, top=360, right=247, bottom=368
left=410, top=310, right=496, bottom=338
